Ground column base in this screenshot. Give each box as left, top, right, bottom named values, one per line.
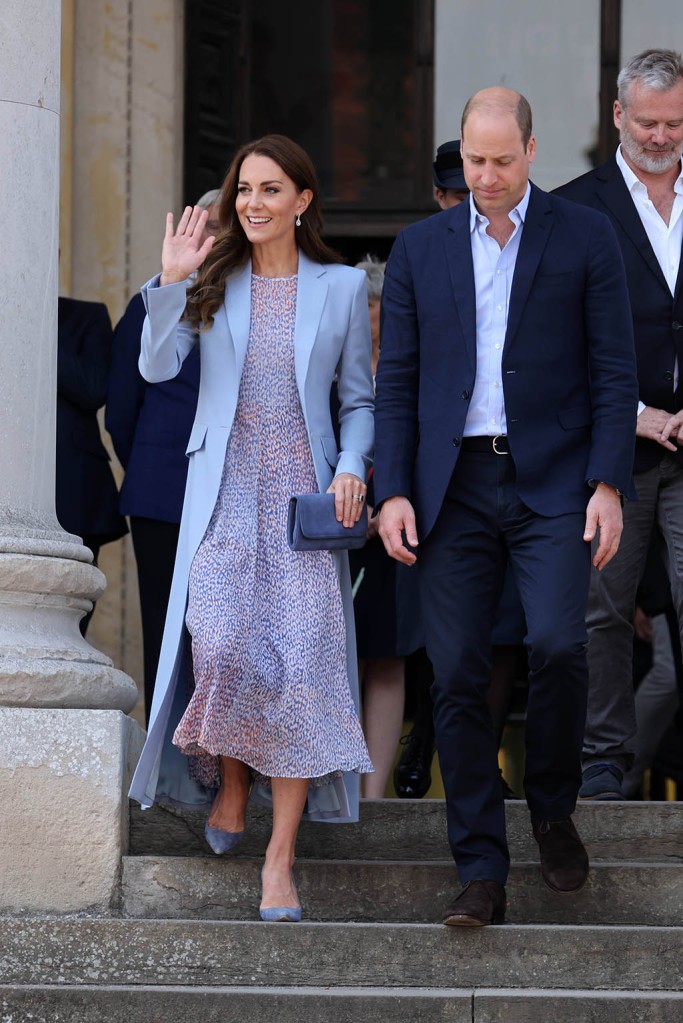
left=0, top=708, right=145, bottom=914
left=0, top=550, right=138, bottom=712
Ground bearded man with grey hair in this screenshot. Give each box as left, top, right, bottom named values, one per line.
left=555, top=48, right=683, bottom=800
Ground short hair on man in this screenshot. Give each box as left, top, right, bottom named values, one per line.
left=460, top=91, right=533, bottom=150
left=617, top=48, right=683, bottom=107
left=355, top=254, right=385, bottom=303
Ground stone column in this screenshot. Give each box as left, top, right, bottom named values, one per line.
left=0, top=0, right=142, bottom=913
left=63, top=0, right=185, bottom=710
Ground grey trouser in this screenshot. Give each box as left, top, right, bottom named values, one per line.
left=584, top=454, right=683, bottom=770
left=622, top=613, right=679, bottom=796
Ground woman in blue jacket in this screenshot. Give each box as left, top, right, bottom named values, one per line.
left=129, top=135, right=374, bottom=922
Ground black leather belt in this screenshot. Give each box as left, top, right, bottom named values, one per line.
left=461, top=435, right=510, bottom=455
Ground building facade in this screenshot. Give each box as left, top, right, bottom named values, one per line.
left=59, top=0, right=682, bottom=720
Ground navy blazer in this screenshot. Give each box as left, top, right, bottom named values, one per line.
left=56, top=297, right=127, bottom=543
left=106, top=293, right=200, bottom=523
left=374, top=183, right=639, bottom=540
left=554, top=155, right=683, bottom=473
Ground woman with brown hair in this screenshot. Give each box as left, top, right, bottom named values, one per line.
left=130, top=135, right=374, bottom=921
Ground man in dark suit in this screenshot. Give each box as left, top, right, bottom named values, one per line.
left=57, top=297, right=127, bottom=633
left=555, top=49, right=683, bottom=801
left=374, top=87, right=638, bottom=925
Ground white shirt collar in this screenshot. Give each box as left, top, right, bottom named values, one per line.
left=469, top=182, right=531, bottom=233
left=616, top=144, right=683, bottom=196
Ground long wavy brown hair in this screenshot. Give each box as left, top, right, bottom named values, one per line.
left=185, top=134, right=341, bottom=330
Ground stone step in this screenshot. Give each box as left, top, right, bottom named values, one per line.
left=0, top=984, right=472, bottom=1023
left=3, top=918, right=683, bottom=991
left=474, top=989, right=683, bottom=1022
left=130, top=798, right=683, bottom=862
left=122, top=855, right=683, bottom=925
left=3, top=985, right=683, bottom=1023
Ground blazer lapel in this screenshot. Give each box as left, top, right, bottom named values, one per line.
left=223, top=261, right=252, bottom=376
left=595, top=157, right=669, bottom=292
left=444, top=204, right=477, bottom=374
left=674, top=230, right=683, bottom=302
left=504, top=184, right=552, bottom=351
left=294, top=252, right=328, bottom=401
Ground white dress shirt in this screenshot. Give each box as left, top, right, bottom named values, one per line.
left=463, top=184, right=531, bottom=437
left=616, top=146, right=683, bottom=412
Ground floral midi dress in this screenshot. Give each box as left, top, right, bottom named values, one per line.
left=173, top=274, right=373, bottom=788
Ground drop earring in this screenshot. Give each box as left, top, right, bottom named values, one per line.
left=295, top=213, right=302, bottom=227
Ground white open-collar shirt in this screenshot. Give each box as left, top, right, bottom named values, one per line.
left=464, top=183, right=531, bottom=437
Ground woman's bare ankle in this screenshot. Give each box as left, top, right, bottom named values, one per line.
left=260, top=858, right=299, bottom=909
left=208, top=758, right=250, bottom=831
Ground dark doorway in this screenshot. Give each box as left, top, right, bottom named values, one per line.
left=184, top=0, right=435, bottom=260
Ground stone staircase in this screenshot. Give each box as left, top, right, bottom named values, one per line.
left=2, top=800, right=683, bottom=1021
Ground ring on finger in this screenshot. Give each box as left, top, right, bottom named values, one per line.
left=352, top=493, right=364, bottom=502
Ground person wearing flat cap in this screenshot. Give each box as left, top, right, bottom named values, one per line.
left=433, top=139, right=470, bottom=210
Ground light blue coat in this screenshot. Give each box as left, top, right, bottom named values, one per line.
left=128, top=253, right=374, bottom=822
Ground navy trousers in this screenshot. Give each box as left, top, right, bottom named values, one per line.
left=130, top=516, right=181, bottom=726
left=418, top=449, right=591, bottom=885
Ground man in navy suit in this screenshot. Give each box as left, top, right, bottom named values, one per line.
left=555, top=49, right=683, bottom=801
left=374, top=87, right=638, bottom=925
left=57, top=297, right=127, bottom=633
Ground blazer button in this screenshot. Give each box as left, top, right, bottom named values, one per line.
left=461, top=390, right=470, bottom=400
left=452, top=437, right=461, bottom=447
left=673, top=321, right=682, bottom=331
left=665, top=371, right=674, bottom=380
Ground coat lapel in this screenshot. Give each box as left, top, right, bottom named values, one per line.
left=223, top=261, right=252, bottom=376
left=675, top=240, right=683, bottom=302
left=595, top=156, right=670, bottom=293
left=674, top=209, right=683, bottom=301
left=444, top=203, right=477, bottom=374
left=504, top=184, right=552, bottom=352
left=294, top=252, right=328, bottom=402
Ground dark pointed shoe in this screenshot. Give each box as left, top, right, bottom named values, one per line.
left=442, top=880, right=506, bottom=927
left=394, top=727, right=435, bottom=798
left=532, top=816, right=589, bottom=894
left=578, top=762, right=624, bottom=801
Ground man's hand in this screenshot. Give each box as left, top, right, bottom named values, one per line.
left=378, top=496, right=418, bottom=565
left=633, top=606, right=653, bottom=643
left=583, top=483, right=623, bottom=571
left=658, top=409, right=683, bottom=448
left=636, top=406, right=679, bottom=451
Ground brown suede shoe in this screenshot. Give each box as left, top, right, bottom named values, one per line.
left=532, top=817, right=589, bottom=894
left=442, top=880, right=506, bottom=926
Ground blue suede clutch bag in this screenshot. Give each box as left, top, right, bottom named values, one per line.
left=287, top=493, right=367, bottom=551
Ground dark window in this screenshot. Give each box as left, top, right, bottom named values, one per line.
left=184, top=0, right=249, bottom=204
left=185, top=0, right=434, bottom=255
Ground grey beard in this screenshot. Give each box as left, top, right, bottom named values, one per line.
left=620, top=129, right=682, bottom=175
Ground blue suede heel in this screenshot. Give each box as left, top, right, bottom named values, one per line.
left=259, top=905, right=302, bottom=923
left=259, top=867, right=302, bottom=922
left=204, top=821, right=243, bottom=854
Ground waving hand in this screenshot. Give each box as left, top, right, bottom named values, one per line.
left=160, top=205, right=216, bottom=286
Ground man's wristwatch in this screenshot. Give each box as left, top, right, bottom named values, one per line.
left=588, top=479, right=624, bottom=501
